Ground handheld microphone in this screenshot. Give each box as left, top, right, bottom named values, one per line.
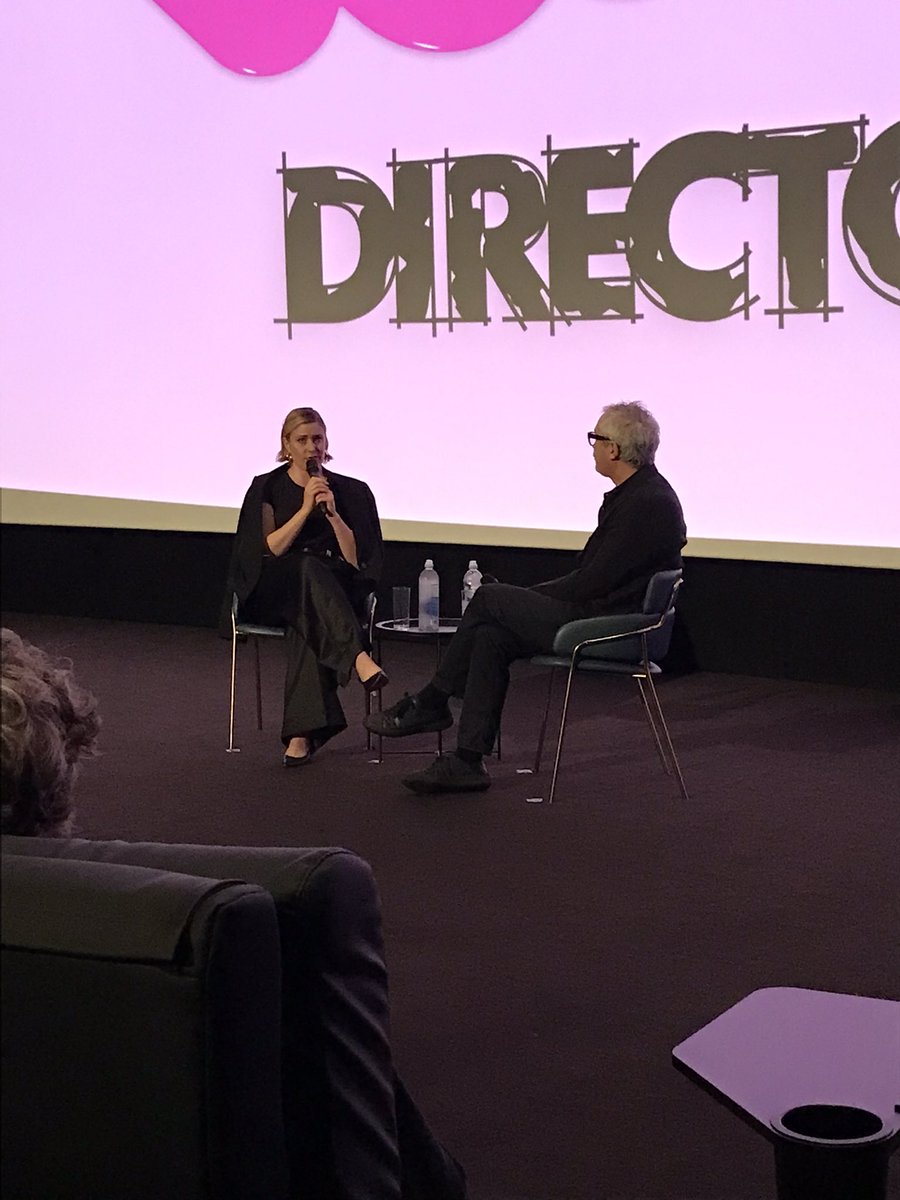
left=305, top=457, right=330, bottom=516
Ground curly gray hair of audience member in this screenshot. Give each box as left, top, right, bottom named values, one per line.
left=1, top=628, right=100, bottom=837
left=600, top=402, right=661, bottom=468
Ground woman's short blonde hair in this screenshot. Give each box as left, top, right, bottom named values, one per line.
left=1, top=629, right=100, bottom=837
left=276, top=407, right=333, bottom=463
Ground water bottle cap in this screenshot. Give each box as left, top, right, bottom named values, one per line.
left=468, top=560, right=478, bottom=569
left=424, top=559, right=434, bottom=568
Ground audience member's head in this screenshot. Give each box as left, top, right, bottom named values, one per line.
left=1, top=628, right=100, bottom=837
left=599, top=401, right=661, bottom=468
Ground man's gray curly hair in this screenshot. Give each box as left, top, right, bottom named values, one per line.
left=600, top=402, right=661, bottom=468
left=1, top=628, right=100, bottom=837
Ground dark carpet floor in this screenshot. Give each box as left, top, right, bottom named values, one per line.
left=4, top=611, right=899, bottom=1200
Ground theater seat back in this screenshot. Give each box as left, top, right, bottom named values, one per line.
left=1, top=853, right=290, bottom=1200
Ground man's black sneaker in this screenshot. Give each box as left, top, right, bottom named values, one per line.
left=401, top=753, right=491, bottom=794
left=364, top=693, right=454, bottom=738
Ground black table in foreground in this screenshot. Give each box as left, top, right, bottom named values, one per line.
left=673, top=987, right=900, bottom=1200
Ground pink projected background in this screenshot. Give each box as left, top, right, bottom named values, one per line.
left=1, top=0, right=898, bottom=554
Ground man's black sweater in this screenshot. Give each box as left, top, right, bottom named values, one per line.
left=531, top=464, right=686, bottom=614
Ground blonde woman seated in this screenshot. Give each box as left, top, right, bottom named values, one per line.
left=227, top=407, right=388, bottom=765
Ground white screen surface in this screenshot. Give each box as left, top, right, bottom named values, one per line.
left=1, top=0, right=898, bottom=567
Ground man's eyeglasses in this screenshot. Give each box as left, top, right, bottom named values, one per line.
left=587, top=432, right=615, bottom=446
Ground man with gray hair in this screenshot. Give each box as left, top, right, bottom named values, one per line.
left=365, top=401, right=686, bottom=795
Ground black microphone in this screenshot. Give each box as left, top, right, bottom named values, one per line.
left=305, top=457, right=330, bottom=516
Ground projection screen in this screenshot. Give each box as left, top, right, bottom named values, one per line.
left=1, top=0, right=898, bottom=568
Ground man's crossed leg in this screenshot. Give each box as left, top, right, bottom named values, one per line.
left=364, top=584, right=580, bottom=794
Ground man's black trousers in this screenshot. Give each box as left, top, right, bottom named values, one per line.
left=432, top=583, right=583, bottom=756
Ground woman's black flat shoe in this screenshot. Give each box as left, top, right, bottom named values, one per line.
left=282, top=751, right=313, bottom=767
left=362, top=670, right=390, bottom=694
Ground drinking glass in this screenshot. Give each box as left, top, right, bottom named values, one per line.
left=392, top=586, right=411, bottom=629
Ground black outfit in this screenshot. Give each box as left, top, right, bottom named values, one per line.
left=227, top=463, right=383, bottom=747
left=433, top=465, right=686, bottom=755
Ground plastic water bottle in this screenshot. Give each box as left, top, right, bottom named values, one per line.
left=418, top=559, right=440, bottom=631
left=461, top=560, right=483, bottom=614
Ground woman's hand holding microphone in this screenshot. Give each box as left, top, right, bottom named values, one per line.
left=302, top=473, right=336, bottom=519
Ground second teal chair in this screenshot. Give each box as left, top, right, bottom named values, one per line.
left=530, top=569, right=688, bottom=803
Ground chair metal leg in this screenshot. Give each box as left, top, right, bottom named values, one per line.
left=372, top=624, right=384, bottom=761
left=366, top=688, right=384, bottom=752
left=641, top=672, right=689, bottom=801
left=373, top=651, right=384, bottom=761
left=373, top=689, right=384, bottom=763
left=365, top=596, right=380, bottom=753
left=227, top=624, right=240, bottom=753
left=253, top=637, right=263, bottom=731
left=548, top=659, right=579, bottom=804
left=635, top=675, right=671, bottom=775
left=533, top=668, right=557, bottom=774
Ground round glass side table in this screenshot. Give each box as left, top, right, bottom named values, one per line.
left=369, top=618, right=460, bottom=761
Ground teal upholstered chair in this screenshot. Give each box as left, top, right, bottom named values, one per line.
left=227, top=591, right=378, bottom=753
left=531, top=569, right=688, bottom=804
